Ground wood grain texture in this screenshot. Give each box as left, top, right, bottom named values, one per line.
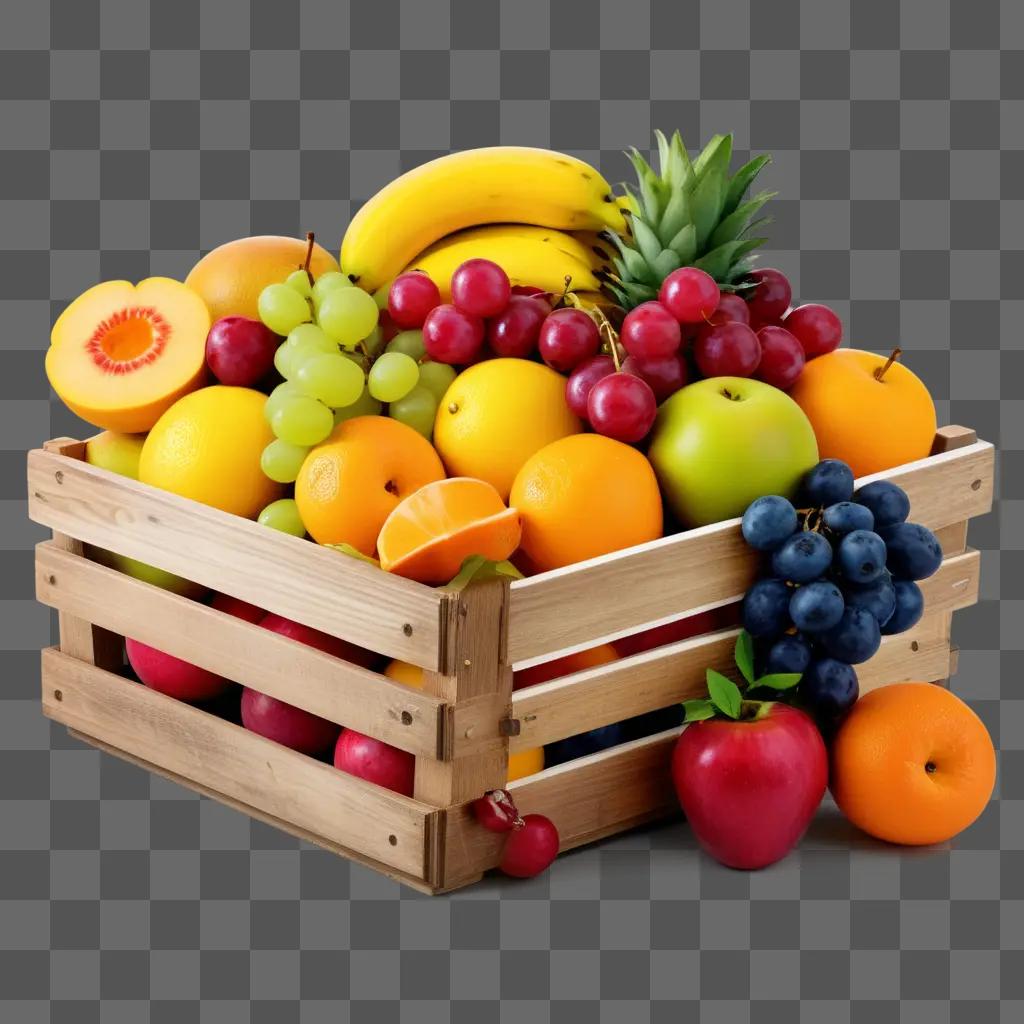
left=28, top=447, right=443, bottom=668
left=41, top=648, right=433, bottom=877
left=35, top=542, right=447, bottom=758
left=505, top=434, right=993, bottom=665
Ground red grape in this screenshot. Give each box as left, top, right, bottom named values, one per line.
left=510, top=285, right=546, bottom=299
left=450, top=258, right=511, bottom=318
left=755, top=326, right=806, bottom=390
left=387, top=271, right=440, bottom=329
left=621, top=301, right=682, bottom=360
left=471, top=789, right=521, bottom=833
left=659, top=267, right=720, bottom=323
left=712, top=292, right=750, bottom=325
left=783, top=303, right=843, bottom=358
left=499, top=813, right=560, bottom=878
left=422, top=303, right=484, bottom=364
left=622, top=352, right=688, bottom=402
left=694, top=321, right=761, bottom=378
left=538, top=307, right=600, bottom=372
left=587, top=372, right=657, bottom=442
left=487, top=295, right=547, bottom=358
left=205, top=316, right=279, bottom=387
left=565, top=353, right=616, bottom=418
left=746, top=268, right=792, bottom=323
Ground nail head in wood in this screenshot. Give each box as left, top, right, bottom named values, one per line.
left=971, top=479, right=981, bottom=491
left=388, top=834, right=397, bottom=846
left=47, top=574, right=56, bottom=585
left=54, top=470, right=63, bottom=484
left=54, top=690, right=63, bottom=702
left=400, top=711, right=413, bottom=725
left=911, top=641, right=920, bottom=652
left=402, top=623, right=413, bottom=636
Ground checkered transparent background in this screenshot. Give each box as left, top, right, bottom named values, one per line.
left=1, top=0, right=1021, bottom=1020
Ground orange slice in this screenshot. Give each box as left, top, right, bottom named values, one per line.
left=377, top=477, right=522, bottom=585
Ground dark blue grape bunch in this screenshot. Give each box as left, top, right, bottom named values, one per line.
left=738, top=460, right=944, bottom=737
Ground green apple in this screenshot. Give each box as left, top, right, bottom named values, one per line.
left=647, top=377, right=819, bottom=528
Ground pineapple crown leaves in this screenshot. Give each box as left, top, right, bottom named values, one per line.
left=682, top=631, right=801, bottom=723
left=604, top=131, right=774, bottom=309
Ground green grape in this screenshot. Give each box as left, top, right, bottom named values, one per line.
left=258, top=498, right=306, bottom=538
left=260, top=439, right=310, bottom=484
left=318, top=287, right=379, bottom=349
left=362, top=323, right=386, bottom=357
left=333, top=389, right=382, bottom=424
left=388, top=385, right=437, bottom=439
left=287, top=323, right=336, bottom=354
left=311, top=271, right=352, bottom=308
left=387, top=329, right=426, bottom=361
left=368, top=351, right=419, bottom=403
left=417, top=360, right=458, bottom=403
left=275, top=324, right=338, bottom=380
left=264, top=380, right=304, bottom=424
left=296, top=352, right=366, bottom=408
left=258, top=283, right=311, bottom=335
left=285, top=269, right=313, bottom=297
left=271, top=394, right=334, bottom=447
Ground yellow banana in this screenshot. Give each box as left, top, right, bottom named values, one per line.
left=341, top=147, right=627, bottom=293
left=375, top=224, right=604, bottom=304
left=572, top=230, right=617, bottom=267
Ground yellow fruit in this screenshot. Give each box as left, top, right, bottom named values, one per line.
left=85, top=430, right=147, bottom=479
left=384, top=660, right=425, bottom=689
left=508, top=747, right=545, bottom=782
left=433, top=359, right=582, bottom=500
left=139, top=386, right=282, bottom=519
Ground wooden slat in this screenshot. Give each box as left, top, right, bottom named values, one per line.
left=506, top=433, right=994, bottom=664
left=35, top=542, right=447, bottom=758
left=41, top=648, right=434, bottom=877
left=27, top=447, right=443, bottom=669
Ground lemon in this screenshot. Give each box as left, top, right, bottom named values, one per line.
left=433, top=359, right=582, bottom=499
left=139, top=386, right=282, bottom=519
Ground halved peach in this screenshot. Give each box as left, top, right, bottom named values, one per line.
left=47, top=278, right=210, bottom=432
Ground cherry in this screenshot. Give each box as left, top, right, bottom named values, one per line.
left=621, top=301, right=682, bottom=361
left=746, top=268, right=792, bottom=323
left=422, top=303, right=485, bottom=364
left=565, top=353, right=617, bottom=418
left=388, top=271, right=441, bottom=329
left=587, top=372, right=657, bottom=443
left=451, top=259, right=511, bottom=318
left=487, top=295, right=548, bottom=358
left=538, top=307, right=600, bottom=373
left=783, top=303, right=843, bottom=358
left=205, top=316, right=279, bottom=387
left=755, top=326, right=806, bottom=390
left=711, top=292, right=750, bottom=325
left=499, top=813, right=560, bottom=878
left=659, top=267, right=720, bottom=323
left=472, top=789, right=522, bottom=833
left=694, top=321, right=761, bottom=378
left=623, top=352, right=688, bottom=402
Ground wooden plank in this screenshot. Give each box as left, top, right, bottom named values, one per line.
left=503, top=549, right=979, bottom=751
left=27, top=447, right=443, bottom=669
left=35, top=542, right=447, bottom=758
left=41, top=647, right=433, bottom=877
left=506, top=434, right=994, bottom=665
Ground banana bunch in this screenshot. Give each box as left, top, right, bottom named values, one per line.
left=341, top=146, right=627, bottom=294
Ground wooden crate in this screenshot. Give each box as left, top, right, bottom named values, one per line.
left=27, top=426, right=993, bottom=893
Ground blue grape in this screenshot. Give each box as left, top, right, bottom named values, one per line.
left=742, top=578, right=792, bottom=637
left=771, top=531, right=833, bottom=584
left=545, top=723, right=624, bottom=766
left=789, top=580, right=845, bottom=632
left=820, top=607, right=882, bottom=664
left=881, top=580, right=924, bottom=635
left=800, top=658, right=859, bottom=735
left=765, top=633, right=814, bottom=675
left=623, top=705, right=684, bottom=740
left=836, top=529, right=888, bottom=584
left=854, top=480, right=910, bottom=529
left=845, top=572, right=897, bottom=626
left=742, top=495, right=799, bottom=552
left=823, top=501, right=874, bottom=535
left=882, top=522, right=943, bottom=581
left=800, top=459, right=854, bottom=508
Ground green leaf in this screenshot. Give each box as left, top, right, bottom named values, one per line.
left=706, top=668, right=742, bottom=719
left=652, top=248, right=682, bottom=279
left=327, top=543, right=380, bottom=567
left=734, top=631, right=755, bottom=686
left=693, top=133, right=731, bottom=181
left=693, top=238, right=766, bottom=280
left=631, top=217, right=664, bottom=268
left=689, top=167, right=725, bottom=251
left=682, top=699, right=716, bottom=723
left=669, top=131, right=695, bottom=191
left=657, top=187, right=692, bottom=247
left=655, top=129, right=672, bottom=180
left=754, top=673, right=802, bottom=691
left=626, top=150, right=665, bottom=220
left=443, top=555, right=523, bottom=592
left=706, top=190, right=776, bottom=250
left=723, top=154, right=771, bottom=217
left=619, top=246, right=661, bottom=287
left=666, top=223, right=698, bottom=265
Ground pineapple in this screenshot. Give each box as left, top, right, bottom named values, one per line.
left=602, top=131, right=773, bottom=309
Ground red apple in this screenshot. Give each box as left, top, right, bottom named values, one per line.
left=205, top=316, right=279, bottom=387
left=211, top=592, right=266, bottom=624
left=671, top=702, right=827, bottom=869
left=240, top=688, right=340, bottom=756
left=333, top=729, right=414, bottom=796
left=259, top=613, right=378, bottom=669
left=613, top=607, right=733, bottom=658
left=125, top=637, right=232, bottom=702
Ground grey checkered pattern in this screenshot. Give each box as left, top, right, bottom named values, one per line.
left=0, top=0, right=1020, bottom=1019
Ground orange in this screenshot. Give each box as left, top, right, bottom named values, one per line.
left=831, top=682, right=996, bottom=846
left=514, top=642, right=618, bottom=691
left=384, top=659, right=425, bottom=688
left=377, top=477, right=522, bottom=585
left=295, top=416, right=446, bottom=554
left=433, top=358, right=582, bottom=499
left=790, top=349, right=937, bottom=477
left=508, top=747, right=545, bottom=782
left=510, top=434, right=663, bottom=572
